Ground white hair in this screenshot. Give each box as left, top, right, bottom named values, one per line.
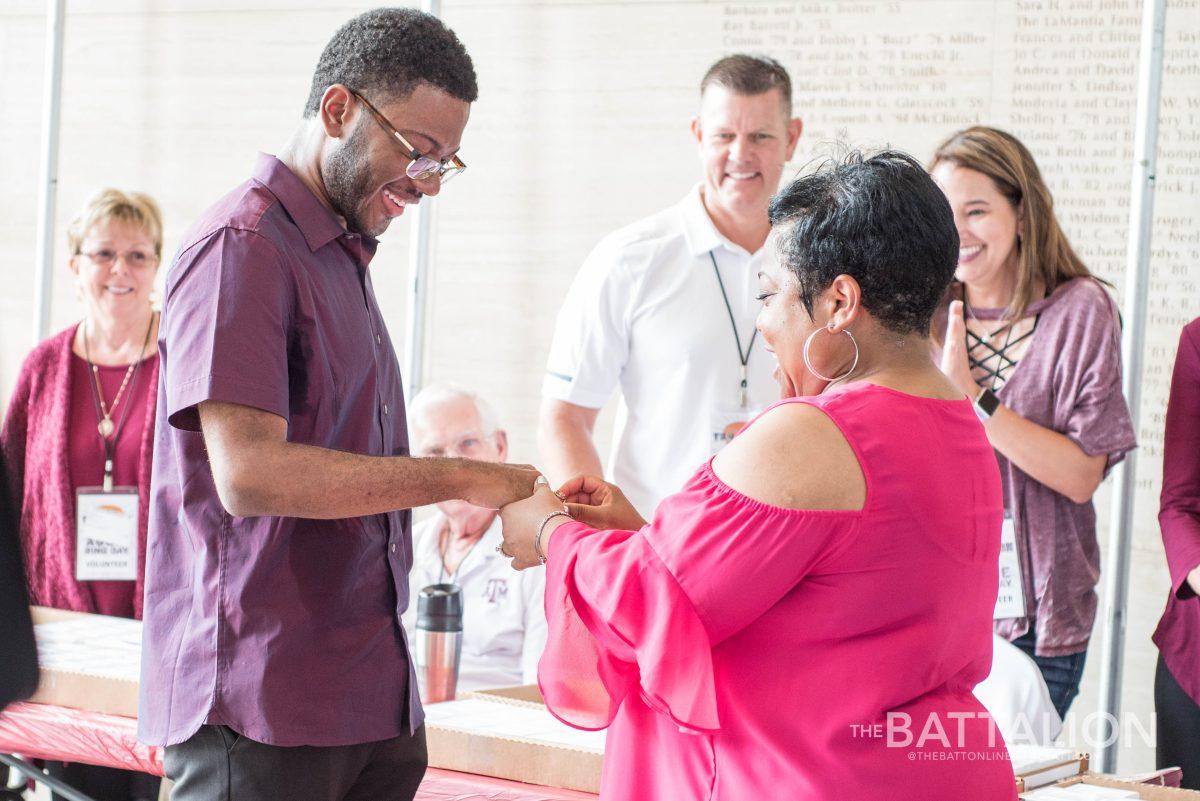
left=408, top=382, right=501, bottom=436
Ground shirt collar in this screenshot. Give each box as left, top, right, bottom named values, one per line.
left=426, top=514, right=504, bottom=579
left=251, top=153, right=378, bottom=258
left=455, top=517, right=505, bottom=581
left=679, top=183, right=752, bottom=260
left=478, top=518, right=504, bottom=553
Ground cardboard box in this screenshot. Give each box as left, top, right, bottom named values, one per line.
left=424, top=685, right=604, bottom=793
left=27, top=606, right=140, bottom=719
left=1051, top=775, right=1200, bottom=800
left=443, top=690, right=1102, bottom=796
left=1013, top=749, right=1091, bottom=792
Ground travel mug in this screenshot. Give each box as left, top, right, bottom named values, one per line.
left=416, top=583, right=463, bottom=703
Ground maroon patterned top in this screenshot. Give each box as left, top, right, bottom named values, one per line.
left=938, top=277, right=1136, bottom=657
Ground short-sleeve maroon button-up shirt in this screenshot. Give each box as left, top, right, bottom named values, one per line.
left=139, top=153, right=421, bottom=747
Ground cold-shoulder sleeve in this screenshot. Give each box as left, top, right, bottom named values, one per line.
left=539, top=464, right=858, bottom=733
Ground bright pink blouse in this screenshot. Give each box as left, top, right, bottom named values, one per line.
left=540, top=383, right=1017, bottom=800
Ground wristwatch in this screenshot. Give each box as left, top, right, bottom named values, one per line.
left=974, top=388, right=1001, bottom=420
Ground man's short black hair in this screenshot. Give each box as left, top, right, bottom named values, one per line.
left=701, top=54, right=792, bottom=115
left=768, top=150, right=959, bottom=335
left=304, top=7, right=478, bottom=117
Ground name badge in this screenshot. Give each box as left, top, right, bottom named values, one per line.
left=994, top=516, right=1027, bottom=620
left=710, top=406, right=759, bottom=456
left=75, top=487, right=139, bottom=581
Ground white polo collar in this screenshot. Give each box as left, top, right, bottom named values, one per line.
left=679, top=184, right=755, bottom=260
left=424, top=513, right=504, bottom=582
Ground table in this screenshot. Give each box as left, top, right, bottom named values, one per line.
left=0, top=702, right=598, bottom=801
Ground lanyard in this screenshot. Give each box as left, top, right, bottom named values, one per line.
left=710, top=251, right=757, bottom=409
left=83, top=313, right=155, bottom=491
left=437, top=519, right=490, bottom=585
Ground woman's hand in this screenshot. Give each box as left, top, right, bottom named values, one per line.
left=940, top=300, right=980, bottom=400
left=558, top=475, right=647, bottom=531
left=498, top=484, right=570, bottom=570
left=774, top=362, right=800, bottom=399
left=1189, top=565, right=1200, bottom=597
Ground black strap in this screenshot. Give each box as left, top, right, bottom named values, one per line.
left=437, top=519, right=489, bottom=585
left=710, top=252, right=757, bottom=382
left=966, top=315, right=1038, bottom=391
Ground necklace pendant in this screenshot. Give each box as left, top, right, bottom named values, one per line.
left=98, top=418, right=115, bottom=437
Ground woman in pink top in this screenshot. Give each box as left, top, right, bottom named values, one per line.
left=501, top=152, right=1016, bottom=800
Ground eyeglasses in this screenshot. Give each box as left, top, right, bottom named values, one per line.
left=79, top=249, right=158, bottom=269
left=348, top=88, right=466, bottom=185
left=418, top=431, right=497, bottom=459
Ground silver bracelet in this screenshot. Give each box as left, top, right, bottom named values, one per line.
left=535, top=509, right=572, bottom=565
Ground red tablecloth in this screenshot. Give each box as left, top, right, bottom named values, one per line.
left=0, top=702, right=598, bottom=800
left=0, top=702, right=160, bottom=775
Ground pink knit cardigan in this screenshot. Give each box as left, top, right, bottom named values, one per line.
left=0, top=324, right=156, bottom=619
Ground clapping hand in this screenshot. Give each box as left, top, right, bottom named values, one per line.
left=773, top=363, right=800, bottom=400
left=940, top=300, right=979, bottom=401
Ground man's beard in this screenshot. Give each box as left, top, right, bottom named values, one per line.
left=324, top=123, right=378, bottom=237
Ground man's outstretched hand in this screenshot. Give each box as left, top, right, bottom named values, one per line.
left=460, top=461, right=542, bottom=509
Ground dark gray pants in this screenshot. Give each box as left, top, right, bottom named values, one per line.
left=164, top=725, right=427, bottom=801
left=1157, top=656, right=1200, bottom=790
left=45, top=761, right=160, bottom=801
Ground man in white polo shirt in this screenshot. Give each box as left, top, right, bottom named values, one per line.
left=403, top=384, right=547, bottom=692
left=539, top=54, right=803, bottom=516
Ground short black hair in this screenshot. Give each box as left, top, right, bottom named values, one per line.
left=701, top=54, right=792, bottom=115
left=768, top=150, right=959, bottom=335
left=303, top=7, right=478, bottom=117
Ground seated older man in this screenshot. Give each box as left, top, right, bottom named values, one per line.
left=403, top=383, right=547, bottom=693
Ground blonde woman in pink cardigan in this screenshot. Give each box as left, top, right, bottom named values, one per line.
left=0, top=188, right=163, bottom=801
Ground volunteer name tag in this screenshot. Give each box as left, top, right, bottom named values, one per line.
left=710, top=406, right=754, bottom=455
left=994, top=517, right=1027, bottom=620
left=76, top=487, right=138, bottom=581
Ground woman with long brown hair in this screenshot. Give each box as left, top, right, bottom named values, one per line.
left=929, top=126, right=1136, bottom=720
